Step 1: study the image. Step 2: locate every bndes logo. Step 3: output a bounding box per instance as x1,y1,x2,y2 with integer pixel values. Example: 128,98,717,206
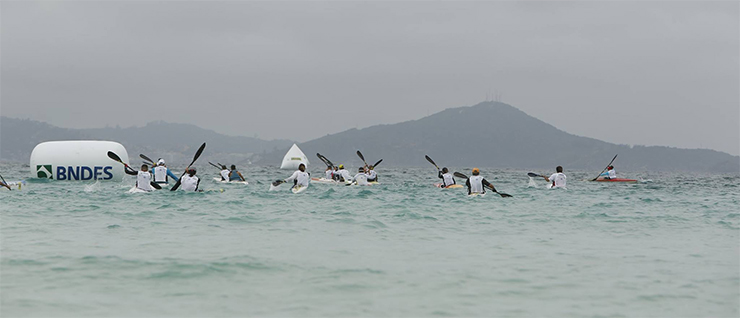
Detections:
37,165,115,180
36,165,53,179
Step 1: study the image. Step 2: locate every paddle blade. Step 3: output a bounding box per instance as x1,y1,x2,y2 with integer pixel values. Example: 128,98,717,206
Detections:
373,159,383,167
498,192,513,198
356,150,365,163
272,180,284,187
425,155,439,168
527,172,540,178
107,151,122,163
190,143,207,166
453,172,468,179
140,154,154,164
150,182,162,190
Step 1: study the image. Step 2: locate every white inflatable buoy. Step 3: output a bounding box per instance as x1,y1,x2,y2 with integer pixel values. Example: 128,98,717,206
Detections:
279,144,309,170
29,140,129,181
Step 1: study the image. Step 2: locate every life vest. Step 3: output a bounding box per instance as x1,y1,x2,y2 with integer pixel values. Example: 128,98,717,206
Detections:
137,171,152,191
153,166,168,183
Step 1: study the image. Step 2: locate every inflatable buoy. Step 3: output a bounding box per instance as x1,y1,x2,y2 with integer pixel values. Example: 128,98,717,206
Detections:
29,141,129,181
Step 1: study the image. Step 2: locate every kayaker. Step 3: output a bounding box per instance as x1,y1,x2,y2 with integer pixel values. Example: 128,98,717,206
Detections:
465,168,497,195
544,166,567,188
333,166,340,181
325,166,334,180
352,167,369,186
219,165,230,181
365,165,378,182
126,164,153,192
599,166,617,180
438,167,456,187
336,164,352,182
229,165,246,182
150,159,179,184
179,167,201,191
284,163,310,188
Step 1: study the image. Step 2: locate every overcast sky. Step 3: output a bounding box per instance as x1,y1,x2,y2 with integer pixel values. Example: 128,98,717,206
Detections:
2,1,738,155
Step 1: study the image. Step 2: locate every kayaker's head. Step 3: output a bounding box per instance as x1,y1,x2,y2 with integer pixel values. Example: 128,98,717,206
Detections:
187,167,197,176
157,159,165,166
556,166,563,173
141,164,149,171
359,167,365,173
299,163,306,172
231,165,236,170
334,166,338,171
442,167,449,174
608,166,614,170
221,165,228,170
326,166,331,171
368,165,374,170
338,164,344,170
472,168,480,176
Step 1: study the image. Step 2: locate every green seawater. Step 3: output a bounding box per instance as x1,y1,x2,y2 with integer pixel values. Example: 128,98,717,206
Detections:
1,163,738,317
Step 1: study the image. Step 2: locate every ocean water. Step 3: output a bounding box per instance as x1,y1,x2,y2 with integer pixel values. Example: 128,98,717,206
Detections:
1,162,738,317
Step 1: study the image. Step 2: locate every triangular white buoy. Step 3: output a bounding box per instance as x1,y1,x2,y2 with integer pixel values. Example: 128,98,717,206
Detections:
279,144,309,170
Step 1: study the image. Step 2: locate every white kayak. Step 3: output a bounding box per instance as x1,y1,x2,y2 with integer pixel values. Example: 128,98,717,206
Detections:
212,177,248,185
345,181,380,186
310,177,341,185
468,192,486,197
128,186,152,194
291,184,308,194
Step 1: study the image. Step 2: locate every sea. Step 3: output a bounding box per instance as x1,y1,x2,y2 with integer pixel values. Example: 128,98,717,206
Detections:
1,162,738,317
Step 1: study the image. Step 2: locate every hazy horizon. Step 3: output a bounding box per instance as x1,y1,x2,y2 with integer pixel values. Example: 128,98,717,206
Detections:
2,1,738,155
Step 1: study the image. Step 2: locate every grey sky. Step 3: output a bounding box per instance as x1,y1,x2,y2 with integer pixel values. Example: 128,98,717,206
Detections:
2,1,738,155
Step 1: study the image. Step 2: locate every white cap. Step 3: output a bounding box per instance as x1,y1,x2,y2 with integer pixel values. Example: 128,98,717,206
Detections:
157,159,165,166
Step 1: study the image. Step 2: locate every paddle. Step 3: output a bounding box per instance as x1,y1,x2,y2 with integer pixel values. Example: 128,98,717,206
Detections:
108,151,136,174
372,159,383,168
425,155,440,170
317,153,334,168
0,172,10,190
170,142,207,191
591,154,618,181
208,162,222,170
140,154,155,165
453,172,512,198
356,150,368,166
108,151,161,189
528,172,546,178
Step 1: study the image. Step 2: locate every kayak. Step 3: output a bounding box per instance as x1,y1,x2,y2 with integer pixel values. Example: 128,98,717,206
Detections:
345,181,380,186
593,178,638,183
434,183,463,189
468,192,486,197
311,177,340,184
128,186,152,194
291,184,308,194
212,177,248,185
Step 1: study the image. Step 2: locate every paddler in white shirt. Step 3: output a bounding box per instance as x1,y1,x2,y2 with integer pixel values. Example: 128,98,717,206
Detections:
598,166,617,180
465,168,498,195
365,165,378,182
438,167,456,187
336,164,352,182
352,167,370,186
284,163,310,188
219,165,230,181
178,167,201,192
325,166,334,180
150,159,179,185
543,166,567,188
125,164,154,192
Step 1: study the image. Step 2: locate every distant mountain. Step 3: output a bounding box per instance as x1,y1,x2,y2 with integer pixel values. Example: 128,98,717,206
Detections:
0,117,293,164
257,102,739,173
